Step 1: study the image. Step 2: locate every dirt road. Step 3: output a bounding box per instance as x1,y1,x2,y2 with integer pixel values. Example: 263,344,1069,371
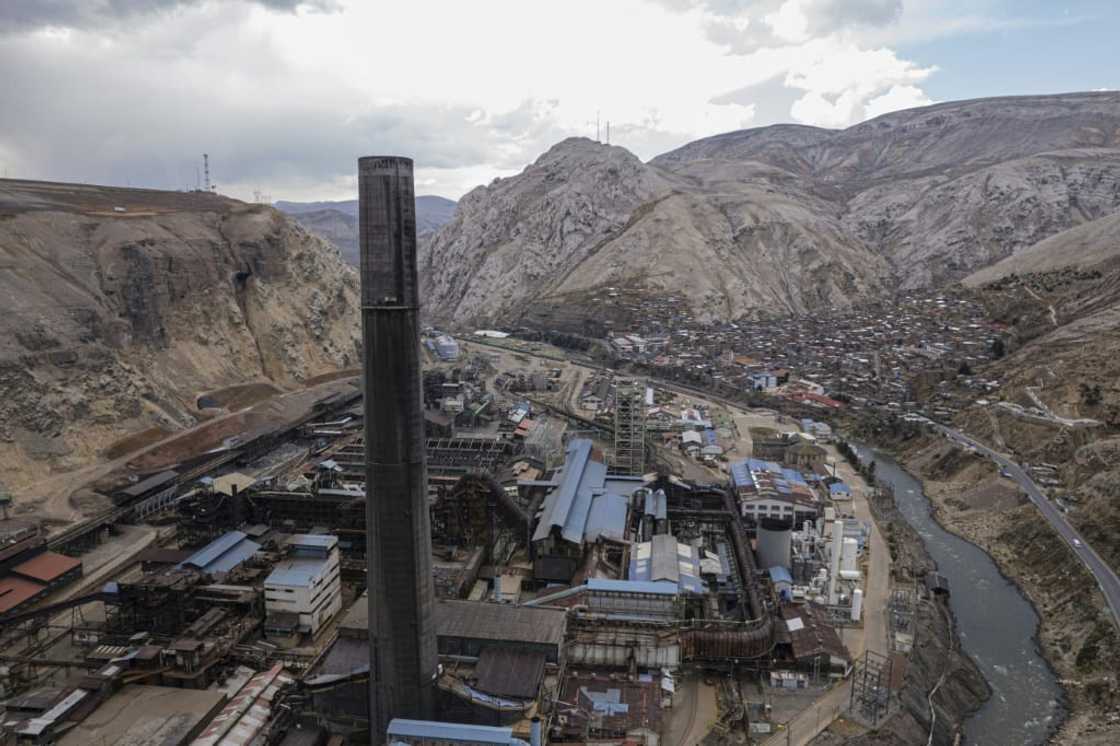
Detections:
664,678,719,746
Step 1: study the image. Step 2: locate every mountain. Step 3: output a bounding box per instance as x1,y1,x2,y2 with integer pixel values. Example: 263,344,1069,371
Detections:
948,207,1120,574
421,91,1120,329
965,211,1120,284
276,195,457,266
0,178,360,494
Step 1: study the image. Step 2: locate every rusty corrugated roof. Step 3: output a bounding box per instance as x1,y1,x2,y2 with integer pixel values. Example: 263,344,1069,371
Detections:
13,552,82,584
0,576,46,613
475,647,545,699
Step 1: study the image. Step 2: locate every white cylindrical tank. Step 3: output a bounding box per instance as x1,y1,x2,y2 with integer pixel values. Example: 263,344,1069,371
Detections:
757,517,793,570
851,588,863,621
841,537,859,574
828,519,844,605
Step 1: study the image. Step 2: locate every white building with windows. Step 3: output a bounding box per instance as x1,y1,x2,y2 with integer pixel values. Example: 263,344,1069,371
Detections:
264,534,342,637
730,458,819,526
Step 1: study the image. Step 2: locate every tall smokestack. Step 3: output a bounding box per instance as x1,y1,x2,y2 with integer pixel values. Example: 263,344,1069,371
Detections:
359,156,437,741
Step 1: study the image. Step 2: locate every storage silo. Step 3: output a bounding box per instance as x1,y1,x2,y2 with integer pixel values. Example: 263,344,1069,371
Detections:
841,537,859,576
851,588,863,621
756,517,793,571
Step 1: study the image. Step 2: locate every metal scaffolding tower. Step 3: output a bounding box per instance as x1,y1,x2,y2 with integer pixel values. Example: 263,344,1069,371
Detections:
613,379,646,476
849,649,893,725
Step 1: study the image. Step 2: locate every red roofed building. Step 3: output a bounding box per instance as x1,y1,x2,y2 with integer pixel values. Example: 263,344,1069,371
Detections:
0,576,47,615
12,551,83,590
787,391,844,410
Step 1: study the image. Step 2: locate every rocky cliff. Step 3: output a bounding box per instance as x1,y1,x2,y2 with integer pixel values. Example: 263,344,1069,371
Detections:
421,91,1120,328
0,179,360,492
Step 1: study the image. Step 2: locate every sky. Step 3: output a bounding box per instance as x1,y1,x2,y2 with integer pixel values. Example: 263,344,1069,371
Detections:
0,0,1114,202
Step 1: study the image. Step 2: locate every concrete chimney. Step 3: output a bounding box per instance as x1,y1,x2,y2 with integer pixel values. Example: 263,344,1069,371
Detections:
359,156,438,741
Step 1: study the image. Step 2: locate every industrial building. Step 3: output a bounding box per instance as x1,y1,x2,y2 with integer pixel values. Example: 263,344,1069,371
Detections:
730,458,820,526
0,520,84,618
0,155,888,746
628,534,705,593
531,439,645,582
430,333,461,362
264,534,342,640
387,718,533,746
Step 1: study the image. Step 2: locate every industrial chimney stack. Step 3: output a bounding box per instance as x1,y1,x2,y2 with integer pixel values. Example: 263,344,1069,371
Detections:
358,156,438,741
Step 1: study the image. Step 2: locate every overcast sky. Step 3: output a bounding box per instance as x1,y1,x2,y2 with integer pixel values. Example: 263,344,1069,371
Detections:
0,0,1115,202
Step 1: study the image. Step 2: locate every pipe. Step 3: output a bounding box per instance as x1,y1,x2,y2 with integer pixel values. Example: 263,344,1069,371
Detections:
828,519,844,605
531,716,542,746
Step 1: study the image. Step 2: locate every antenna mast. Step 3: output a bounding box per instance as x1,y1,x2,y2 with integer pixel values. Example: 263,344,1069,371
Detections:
596,111,601,142
203,153,212,192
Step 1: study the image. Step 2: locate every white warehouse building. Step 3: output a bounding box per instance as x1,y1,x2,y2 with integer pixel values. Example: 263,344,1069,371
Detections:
264,534,342,638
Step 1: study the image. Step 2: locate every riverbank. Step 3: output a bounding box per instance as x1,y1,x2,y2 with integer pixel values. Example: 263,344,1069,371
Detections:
813,446,989,746
900,434,1120,744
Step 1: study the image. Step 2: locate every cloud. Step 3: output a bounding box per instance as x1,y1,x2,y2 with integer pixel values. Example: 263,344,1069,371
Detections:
0,0,338,33
656,0,901,50
864,84,934,119
805,0,902,33
0,0,943,201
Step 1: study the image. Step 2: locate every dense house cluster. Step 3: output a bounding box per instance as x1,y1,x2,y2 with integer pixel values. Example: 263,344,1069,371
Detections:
603,289,1002,419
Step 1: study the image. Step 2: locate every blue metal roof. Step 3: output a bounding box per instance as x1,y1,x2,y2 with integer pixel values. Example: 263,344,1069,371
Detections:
602,477,646,495
532,439,593,543
266,557,329,588
584,492,628,543
586,578,678,596
291,534,336,546
288,534,337,554
781,468,807,485
562,458,604,544
533,440,645,546
180,531,260,574
830,482,851,495
768,566,793,585
205,539,260,574
729,460,753,488
387,719,515,745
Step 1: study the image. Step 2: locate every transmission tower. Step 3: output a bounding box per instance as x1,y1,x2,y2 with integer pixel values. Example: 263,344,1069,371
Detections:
203,153,212,192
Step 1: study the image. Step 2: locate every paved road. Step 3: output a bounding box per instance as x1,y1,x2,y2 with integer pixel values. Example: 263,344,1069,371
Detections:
932,423,1120,629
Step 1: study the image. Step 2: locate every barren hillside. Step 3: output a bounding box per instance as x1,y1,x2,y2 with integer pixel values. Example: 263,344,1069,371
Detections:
0,178,360,493
954,219,1120,573
422,91,1120,328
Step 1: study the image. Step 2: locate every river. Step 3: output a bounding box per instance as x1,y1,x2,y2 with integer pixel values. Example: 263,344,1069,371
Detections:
851,443,1063,745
